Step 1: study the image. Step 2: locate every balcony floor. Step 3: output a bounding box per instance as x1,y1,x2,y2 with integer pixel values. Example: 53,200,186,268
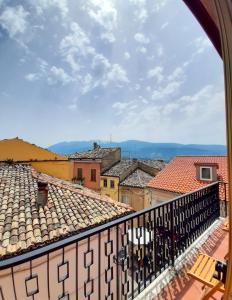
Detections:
154,221,228,300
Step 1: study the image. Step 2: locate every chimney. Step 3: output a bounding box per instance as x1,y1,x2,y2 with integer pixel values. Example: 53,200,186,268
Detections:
93,142,100,150
37,181,48,206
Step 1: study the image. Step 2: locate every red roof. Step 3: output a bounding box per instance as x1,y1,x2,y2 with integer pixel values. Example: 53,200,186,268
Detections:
147,156,228,194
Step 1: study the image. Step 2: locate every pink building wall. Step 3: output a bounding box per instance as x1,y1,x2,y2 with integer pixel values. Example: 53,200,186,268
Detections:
0,227,126,300
73,161,101,192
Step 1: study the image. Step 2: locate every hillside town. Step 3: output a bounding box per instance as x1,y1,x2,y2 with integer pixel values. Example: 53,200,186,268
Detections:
0,136,230,300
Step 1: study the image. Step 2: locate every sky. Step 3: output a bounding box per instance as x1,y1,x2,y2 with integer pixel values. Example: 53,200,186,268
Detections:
0,0,226,147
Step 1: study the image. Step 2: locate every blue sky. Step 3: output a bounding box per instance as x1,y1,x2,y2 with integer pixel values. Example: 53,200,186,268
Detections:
0,0,225,147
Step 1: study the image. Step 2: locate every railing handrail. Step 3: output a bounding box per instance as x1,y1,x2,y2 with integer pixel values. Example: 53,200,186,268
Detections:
0,181,221,270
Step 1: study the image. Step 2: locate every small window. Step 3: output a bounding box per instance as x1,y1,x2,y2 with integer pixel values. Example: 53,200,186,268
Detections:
200,167,212,180
103,179,107,187
91,169,96,182
77,168,82,179
110,180,115,188
121,195,129,204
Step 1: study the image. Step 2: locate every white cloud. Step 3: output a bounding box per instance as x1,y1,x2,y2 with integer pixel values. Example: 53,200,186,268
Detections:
157,45,164,57
129,0,148,24
33,0,68,18
60,22,94,58
111,85,225,144
81,74,93,94
134,33,150,44
47,66,73,85
137,46,147,54
112,100,137,115
152,81,182,100
85,0,117,31
25,73,40,82
0,5,29,38
161,22,169,30
134,8,148,24
192,36,212,54
124,52,131,60
167,67,184,82
100,32,116,43
60,22,95,72
147,66,164,83
153,0,168,13
103,64,129,87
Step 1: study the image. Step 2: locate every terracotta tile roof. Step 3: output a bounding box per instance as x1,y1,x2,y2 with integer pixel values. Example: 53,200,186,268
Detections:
0,164,132,258
68,147,119,160
147,156,228,193
120,169,153,188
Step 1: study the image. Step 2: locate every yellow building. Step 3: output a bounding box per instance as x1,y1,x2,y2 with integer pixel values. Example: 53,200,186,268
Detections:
100,160,137,202
0,137,73,180
100,175,119,201
101,159,165,207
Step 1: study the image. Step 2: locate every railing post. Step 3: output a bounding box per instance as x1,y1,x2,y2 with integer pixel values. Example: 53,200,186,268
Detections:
216,182,221,218
224,182,228,217
170,202,175,266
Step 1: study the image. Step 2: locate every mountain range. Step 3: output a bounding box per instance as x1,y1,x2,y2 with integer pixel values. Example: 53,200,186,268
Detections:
48,140,227,162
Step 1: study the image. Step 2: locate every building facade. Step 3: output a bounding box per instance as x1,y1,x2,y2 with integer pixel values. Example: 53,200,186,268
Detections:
101,159,165,207
69,144,121,192
147,156,228,206
0,137,73,180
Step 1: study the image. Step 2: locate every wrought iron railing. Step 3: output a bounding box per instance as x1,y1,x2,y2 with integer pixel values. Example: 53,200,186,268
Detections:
219,181,229,217
0,182,221,300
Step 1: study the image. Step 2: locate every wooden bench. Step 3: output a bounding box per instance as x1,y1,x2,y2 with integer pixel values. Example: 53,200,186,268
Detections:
187,253,225,300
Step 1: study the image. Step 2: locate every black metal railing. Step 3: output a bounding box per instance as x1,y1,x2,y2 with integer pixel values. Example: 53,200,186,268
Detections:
219,181,229,217
0,182,222,300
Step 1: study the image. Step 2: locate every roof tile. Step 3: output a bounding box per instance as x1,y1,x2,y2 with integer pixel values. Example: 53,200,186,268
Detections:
0,164,133,258
148,156,228,193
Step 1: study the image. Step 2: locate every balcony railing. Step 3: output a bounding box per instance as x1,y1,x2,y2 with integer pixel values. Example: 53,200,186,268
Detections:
0,182,224,300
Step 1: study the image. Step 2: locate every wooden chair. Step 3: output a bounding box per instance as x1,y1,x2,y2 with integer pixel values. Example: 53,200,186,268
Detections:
187,253,225,300
222,217,229,231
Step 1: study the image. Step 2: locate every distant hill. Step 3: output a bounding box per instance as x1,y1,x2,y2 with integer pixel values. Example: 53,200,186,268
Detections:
48,140,227,162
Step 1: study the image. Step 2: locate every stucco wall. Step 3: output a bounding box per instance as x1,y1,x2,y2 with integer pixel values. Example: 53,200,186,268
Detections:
73,161,101,191
101,148,121,173
0,138,66,161
100,176,119,201
146,187,181,207
32,161,73,181
119,186,145,211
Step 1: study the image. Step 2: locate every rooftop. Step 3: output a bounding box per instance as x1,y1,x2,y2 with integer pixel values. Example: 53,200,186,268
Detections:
147,156,228,193
102,159,135,177
0,137,67,162
120,168,153,188
103,159,165,178
139,159,165,171
68,146,119,160
0,164,132,258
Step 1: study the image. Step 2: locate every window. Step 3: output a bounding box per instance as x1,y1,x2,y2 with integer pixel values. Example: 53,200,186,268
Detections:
90,169,96,182
103,179,107,187
200,167,212,180
77,168,83,179
121,195,129,204
110,180,115,188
